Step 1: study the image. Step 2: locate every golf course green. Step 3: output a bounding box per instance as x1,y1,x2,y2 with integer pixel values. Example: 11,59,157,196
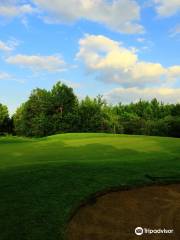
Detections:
0,133,180,240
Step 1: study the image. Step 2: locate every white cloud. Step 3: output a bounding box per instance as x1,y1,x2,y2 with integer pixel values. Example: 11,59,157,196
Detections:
0,1,36,20
77,35,138,70
60,79,81,89
0,72,11,80
0,40,12,52
77,34,178,87
131,62,166,79
137,37,145,43
6,54,67,72
170,24,180,38
105,87,180,104
78,35,180,104
168,66,180,77
33,0,144,34
153,0,180,17
0,38,19,52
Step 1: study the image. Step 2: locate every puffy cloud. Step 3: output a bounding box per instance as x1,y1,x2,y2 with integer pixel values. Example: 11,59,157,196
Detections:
6,54,66,72
0,1,36,20
77,34,176,87
77,35,138,70
33,0,143,34
168,66,180,78
153,0,180,17
105,87,180,104
131,62,166,79
78,35,180,104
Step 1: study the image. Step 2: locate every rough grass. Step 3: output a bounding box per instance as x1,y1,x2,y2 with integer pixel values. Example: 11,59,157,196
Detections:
0,133,180,240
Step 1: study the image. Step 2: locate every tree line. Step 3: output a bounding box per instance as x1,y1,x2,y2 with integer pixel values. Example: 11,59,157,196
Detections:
0,81,180,137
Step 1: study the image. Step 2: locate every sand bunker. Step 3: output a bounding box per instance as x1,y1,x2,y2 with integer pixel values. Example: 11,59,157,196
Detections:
67,184,180,240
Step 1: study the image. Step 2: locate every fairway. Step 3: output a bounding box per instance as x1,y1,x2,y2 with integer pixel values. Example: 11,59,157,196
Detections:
0,133,180,240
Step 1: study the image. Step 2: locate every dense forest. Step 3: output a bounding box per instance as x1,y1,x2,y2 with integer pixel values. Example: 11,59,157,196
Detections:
0,81,180,137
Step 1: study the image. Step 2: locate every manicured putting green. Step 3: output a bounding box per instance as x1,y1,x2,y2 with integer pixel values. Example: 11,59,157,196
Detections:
0,133,180,240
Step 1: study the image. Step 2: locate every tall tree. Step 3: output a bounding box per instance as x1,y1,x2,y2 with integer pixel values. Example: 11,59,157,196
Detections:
0,103,10,135
51,82,78,133
13,89,52,137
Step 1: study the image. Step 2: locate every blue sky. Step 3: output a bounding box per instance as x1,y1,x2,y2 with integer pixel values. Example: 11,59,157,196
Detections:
0,0,180,114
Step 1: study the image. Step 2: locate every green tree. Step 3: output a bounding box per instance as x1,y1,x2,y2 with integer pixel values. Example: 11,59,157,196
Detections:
13,89,52,137
51,82,78,133
0,103,10,135
12,81,180,138
13,82,78,136
171,104,180,116
78,96,106,132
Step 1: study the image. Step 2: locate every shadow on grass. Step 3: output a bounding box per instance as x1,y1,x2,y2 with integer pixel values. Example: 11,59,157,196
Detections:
0,143,180,240
0,137,34,144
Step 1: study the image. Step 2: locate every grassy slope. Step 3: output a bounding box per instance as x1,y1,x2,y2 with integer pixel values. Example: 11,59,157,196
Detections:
0,133,180,240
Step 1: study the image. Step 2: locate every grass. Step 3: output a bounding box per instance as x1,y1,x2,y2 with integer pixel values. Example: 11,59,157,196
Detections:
0,133,180,240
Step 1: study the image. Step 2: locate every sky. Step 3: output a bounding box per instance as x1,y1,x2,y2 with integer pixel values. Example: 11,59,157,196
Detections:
0,0,180,114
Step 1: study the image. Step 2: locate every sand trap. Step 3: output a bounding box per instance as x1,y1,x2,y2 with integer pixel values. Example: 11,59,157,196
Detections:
67,184,180,240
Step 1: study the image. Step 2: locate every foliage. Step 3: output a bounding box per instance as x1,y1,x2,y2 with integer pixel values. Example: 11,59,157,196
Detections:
1,82,180,137
0,103,11,135
13,82,78,137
